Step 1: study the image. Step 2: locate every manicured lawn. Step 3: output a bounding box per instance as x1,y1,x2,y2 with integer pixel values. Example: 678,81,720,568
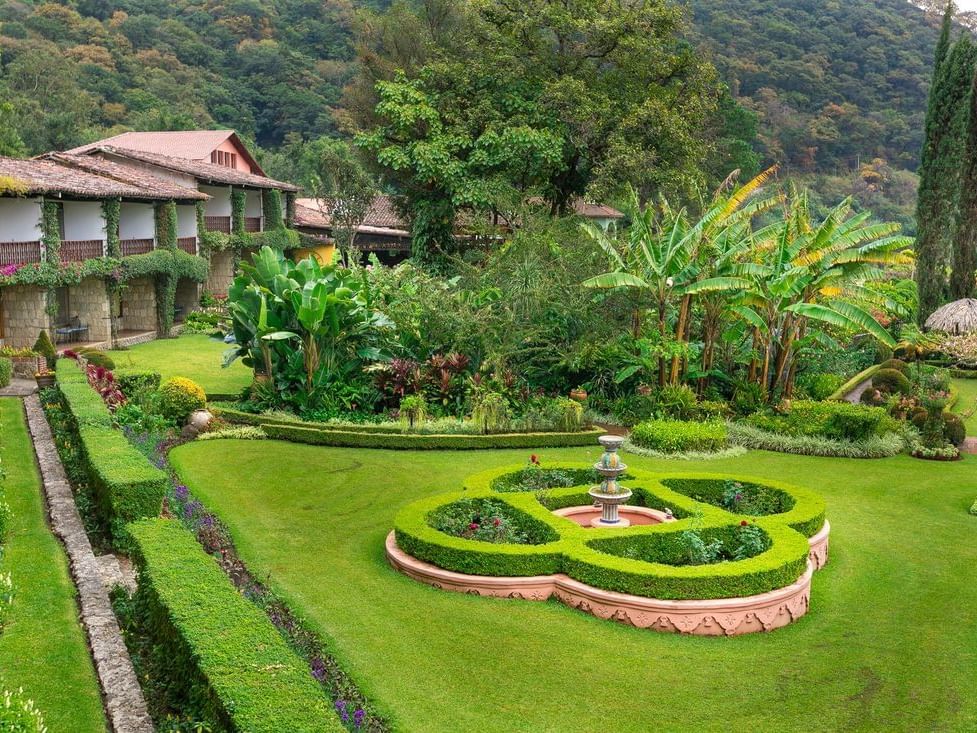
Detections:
170,439,977,733
108,334,251,397
952,377,977,436
0,399,105,733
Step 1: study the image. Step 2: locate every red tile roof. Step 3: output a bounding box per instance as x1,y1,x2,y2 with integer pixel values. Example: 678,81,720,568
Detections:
0,156,202,200
295,195,406,230
89,147,299,192
43,153,208,201
573,200,624,219
65,130,264,175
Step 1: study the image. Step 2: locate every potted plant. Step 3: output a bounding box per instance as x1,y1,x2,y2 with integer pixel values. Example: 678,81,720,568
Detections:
33,330,58,388
569,387,588,402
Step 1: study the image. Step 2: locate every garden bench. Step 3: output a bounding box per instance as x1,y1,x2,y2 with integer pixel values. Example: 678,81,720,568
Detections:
55,317,90,344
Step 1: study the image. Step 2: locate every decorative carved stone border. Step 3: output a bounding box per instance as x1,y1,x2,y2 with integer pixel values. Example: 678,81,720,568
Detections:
386,521,829,636
23,395,154,732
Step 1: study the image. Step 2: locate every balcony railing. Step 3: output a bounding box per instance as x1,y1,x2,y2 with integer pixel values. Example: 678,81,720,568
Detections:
204,216,232,233
60,240,105,263
244,216,262,233
177,237,198,255
120,238,154,257
0,241,43,267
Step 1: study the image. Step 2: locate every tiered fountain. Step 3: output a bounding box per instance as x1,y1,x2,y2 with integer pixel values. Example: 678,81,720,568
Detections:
588,435,633,528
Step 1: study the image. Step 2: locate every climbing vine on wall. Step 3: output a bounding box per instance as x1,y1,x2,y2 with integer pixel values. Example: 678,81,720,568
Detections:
262,189,284,230
102,198,121,258
231,188,246,235
285,192,296,227
154,201,178,250
40,199,60,264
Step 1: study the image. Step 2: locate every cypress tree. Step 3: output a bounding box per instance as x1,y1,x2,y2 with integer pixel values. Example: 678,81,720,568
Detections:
915,6,974,320
951,63,977,300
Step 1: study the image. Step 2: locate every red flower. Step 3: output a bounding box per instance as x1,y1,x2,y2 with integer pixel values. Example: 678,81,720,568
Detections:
493,518,501,527
530,454,540,465
740,520,749,527
468,522,479,530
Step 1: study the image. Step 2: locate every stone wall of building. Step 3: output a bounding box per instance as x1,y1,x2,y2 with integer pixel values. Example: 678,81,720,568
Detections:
69,277,111,343
205,251,235,297
120,276,157,332
174,278,200,321
1,285,50,348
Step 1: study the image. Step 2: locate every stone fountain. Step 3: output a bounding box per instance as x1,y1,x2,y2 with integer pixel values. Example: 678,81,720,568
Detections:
588,435,633,528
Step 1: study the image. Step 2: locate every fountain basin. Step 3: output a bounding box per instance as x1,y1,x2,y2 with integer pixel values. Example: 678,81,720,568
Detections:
553,505,674,528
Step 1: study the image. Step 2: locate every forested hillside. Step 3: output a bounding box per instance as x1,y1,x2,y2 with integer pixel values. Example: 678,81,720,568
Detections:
0,0,950,219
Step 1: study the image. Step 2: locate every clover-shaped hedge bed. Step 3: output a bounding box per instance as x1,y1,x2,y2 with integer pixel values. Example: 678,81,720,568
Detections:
393,464,826,601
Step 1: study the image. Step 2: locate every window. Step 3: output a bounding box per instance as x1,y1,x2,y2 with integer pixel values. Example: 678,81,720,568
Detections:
210,150,237,168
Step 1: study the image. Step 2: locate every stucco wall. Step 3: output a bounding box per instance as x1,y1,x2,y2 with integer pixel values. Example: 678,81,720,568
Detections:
201,186,232,217
176,205,197,238
204,250,235,297
120,276,156,332
244,190,262,217
0,285,49,347
119,202,155,240
213,138,255,173
62,201,105,241
0,198,43,242
67,277,111,342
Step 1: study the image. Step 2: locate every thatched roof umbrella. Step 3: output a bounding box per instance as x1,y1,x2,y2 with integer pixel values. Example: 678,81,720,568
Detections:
924,298,977,334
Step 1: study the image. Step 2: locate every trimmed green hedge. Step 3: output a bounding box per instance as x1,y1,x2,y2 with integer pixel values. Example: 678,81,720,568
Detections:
127,519,340,732
630,419,727,453
828,364,881,401
261,423,604,450
56,359,166,545
393,464,824,600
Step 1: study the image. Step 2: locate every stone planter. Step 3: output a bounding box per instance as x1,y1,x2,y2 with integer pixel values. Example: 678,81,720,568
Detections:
35,373,56,389
12,355,44,379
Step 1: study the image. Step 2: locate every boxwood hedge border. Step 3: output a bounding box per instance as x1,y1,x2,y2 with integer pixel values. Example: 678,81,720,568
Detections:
394,464,825,601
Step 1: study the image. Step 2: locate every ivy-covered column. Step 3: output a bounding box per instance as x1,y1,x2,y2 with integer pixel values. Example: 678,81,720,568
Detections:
262,188,284,230
102,197,121,258
285,191,296,228
231,187,246,236
154,200,178,336
40,199,61,264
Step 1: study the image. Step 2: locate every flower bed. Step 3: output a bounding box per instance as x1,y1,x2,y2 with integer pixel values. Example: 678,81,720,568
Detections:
392,463,827,606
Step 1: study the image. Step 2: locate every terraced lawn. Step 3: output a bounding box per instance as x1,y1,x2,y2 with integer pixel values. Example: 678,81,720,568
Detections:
170,439,977,733
108,333,250,397
0,399,105,732
952,377,977,436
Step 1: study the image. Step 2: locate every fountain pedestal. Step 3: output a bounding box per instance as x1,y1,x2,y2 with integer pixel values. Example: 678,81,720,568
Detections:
589,435,632,528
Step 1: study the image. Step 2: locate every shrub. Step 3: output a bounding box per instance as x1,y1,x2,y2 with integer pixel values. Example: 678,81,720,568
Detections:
872,368,911,395
654,384,697,419
74,347,114,370
428,498,559,544
197,426,267,441
490,466,595,492
0,688,46,732
731,382,766,416
470,391,509,434
126,519,341,732
158,377,206,423
879,358,910,375
115,369,162,398
0,358,10,388
943,413,966,446
399,394,427,429
728,422,905,458
32,330,56,370
516,397,584,432
796,373,844,401
745,400,894,441
630,419,727,453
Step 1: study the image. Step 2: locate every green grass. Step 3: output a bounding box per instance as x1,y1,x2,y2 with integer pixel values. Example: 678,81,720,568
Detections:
951,377,977,436
108,334,251,397
170,439,977,733
0,399,105,733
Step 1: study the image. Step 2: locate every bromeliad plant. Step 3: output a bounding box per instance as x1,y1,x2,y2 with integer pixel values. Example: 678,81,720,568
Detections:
225,247,393,411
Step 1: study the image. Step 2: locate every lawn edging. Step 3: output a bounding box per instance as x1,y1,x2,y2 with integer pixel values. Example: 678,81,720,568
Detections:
55,359,166,546
126,518,343,733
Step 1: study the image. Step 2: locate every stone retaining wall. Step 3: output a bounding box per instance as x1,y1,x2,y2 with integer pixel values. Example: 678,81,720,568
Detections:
69,277,111,343
1,285,50,348
204,251,234,297
120,276,156,332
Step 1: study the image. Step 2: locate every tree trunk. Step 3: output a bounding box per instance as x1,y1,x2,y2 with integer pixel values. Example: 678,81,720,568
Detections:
669,295,691,385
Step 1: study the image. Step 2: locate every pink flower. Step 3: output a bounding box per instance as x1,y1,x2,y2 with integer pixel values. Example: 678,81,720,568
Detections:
493,518,501,527
468,522,479,530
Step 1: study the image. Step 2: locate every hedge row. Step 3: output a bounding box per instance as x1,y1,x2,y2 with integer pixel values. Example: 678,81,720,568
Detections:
127,519,341,732
55,359,166,545
394,464,823,600
261,423,604,450
828,364,882,401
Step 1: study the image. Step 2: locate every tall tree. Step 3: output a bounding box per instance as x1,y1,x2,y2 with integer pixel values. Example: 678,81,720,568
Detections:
951,63,977,300
915,6,974,319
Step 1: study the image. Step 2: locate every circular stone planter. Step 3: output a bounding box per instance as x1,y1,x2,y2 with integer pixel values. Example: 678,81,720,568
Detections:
386,525,829,636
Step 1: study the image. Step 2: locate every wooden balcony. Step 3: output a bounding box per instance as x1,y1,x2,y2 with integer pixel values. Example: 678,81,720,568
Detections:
177,237,197,255
60,239,105,263
121,238,154,256
244,216,262,233
0,240,43,267
204,216,232,233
